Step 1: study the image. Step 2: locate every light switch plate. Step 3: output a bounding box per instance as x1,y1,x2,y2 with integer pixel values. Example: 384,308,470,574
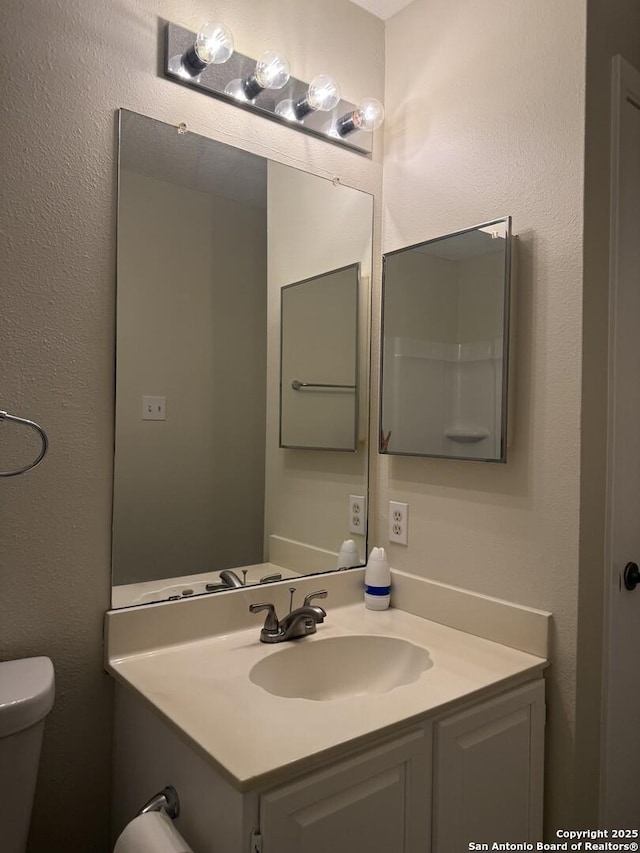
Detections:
142,396,166,421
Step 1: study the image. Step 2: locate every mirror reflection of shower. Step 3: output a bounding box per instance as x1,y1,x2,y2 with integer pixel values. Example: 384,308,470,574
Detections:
381,218,513,463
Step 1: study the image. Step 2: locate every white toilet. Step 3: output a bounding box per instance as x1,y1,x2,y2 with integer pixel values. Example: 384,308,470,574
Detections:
0,657,55,853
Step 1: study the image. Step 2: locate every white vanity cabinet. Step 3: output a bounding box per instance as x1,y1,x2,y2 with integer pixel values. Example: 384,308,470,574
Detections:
112,678,545,853
256,679,544,853
432,679,545,849
258,726,432,853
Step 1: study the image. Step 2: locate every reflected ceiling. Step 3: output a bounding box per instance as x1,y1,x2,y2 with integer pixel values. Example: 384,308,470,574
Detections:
349,0,415,20
121,114,266,207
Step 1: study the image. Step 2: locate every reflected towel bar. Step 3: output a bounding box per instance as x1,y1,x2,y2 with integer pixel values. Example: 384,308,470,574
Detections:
291,380,356,391
0,410,49,478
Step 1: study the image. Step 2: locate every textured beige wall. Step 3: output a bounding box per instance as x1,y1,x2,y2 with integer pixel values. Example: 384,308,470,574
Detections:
381,0,586,832
0,1,383,849
576,0,640,824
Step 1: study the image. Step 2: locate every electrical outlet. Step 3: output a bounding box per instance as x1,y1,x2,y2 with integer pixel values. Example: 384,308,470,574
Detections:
389,500,409,545
349,494,366,535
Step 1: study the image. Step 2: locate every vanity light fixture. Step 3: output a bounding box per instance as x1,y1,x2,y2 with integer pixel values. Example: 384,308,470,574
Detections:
168,21,234,79
163,20,383,154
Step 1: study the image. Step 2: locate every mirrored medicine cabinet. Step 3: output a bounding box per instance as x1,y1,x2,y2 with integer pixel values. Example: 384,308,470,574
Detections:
380,217,513,462
112,109,373,608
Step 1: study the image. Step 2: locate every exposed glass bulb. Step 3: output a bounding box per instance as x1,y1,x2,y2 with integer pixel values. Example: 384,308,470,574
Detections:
335,97,385,136
276,74,340,121
352,97,384,132
194,22,234,65
284,74,341,122
254,50,290,90
240,50,291,101
175,21,234,78
307,74,341,112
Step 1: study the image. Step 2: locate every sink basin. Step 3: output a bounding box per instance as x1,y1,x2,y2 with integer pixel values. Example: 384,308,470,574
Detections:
249,635,433,701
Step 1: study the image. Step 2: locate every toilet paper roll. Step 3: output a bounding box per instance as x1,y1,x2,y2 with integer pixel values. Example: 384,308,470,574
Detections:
114,811,194,853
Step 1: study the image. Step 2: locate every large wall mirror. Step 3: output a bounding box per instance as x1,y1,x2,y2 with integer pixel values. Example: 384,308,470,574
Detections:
380,218,512,462
112,109,372,608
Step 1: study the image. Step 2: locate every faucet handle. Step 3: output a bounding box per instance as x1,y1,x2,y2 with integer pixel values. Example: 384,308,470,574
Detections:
259,572,282,584
303,589,328,607
249,602,279,634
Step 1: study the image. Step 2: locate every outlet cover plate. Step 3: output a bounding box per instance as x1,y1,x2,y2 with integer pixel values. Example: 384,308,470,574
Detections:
389,500,409,545
349,494,366,536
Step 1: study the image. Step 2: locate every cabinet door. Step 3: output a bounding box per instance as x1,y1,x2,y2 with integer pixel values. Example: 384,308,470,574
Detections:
260,726,432,853
432,680,545,850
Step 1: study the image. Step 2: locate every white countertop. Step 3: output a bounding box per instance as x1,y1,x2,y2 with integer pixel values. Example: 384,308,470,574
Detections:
107,602,547,791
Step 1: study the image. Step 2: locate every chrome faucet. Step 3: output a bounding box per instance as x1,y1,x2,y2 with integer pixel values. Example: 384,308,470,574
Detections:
302,590,328,621
249,589,328,643
219,569,244,588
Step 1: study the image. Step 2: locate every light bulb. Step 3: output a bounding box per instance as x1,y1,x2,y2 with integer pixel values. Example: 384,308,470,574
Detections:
194,22,234,64
353,98,384,131
255,51,290,90
177,21,234,78
336,97,385,136
240,50,291,100
307,74,341,111
289,74,341,121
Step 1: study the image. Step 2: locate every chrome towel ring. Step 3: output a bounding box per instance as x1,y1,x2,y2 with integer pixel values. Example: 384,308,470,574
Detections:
0,411,49,477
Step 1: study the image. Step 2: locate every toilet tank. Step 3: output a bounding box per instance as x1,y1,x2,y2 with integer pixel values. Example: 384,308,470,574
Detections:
0,657,55,853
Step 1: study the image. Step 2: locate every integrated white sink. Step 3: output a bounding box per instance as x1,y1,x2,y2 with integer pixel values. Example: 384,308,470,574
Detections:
249,634,433,701
107,595,549,789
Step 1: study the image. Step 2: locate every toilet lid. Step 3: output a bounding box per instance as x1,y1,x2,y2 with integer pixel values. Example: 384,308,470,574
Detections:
0,657,55,737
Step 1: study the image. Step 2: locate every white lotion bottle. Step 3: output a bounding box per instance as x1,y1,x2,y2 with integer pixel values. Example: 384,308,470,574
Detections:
364,546,391,610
